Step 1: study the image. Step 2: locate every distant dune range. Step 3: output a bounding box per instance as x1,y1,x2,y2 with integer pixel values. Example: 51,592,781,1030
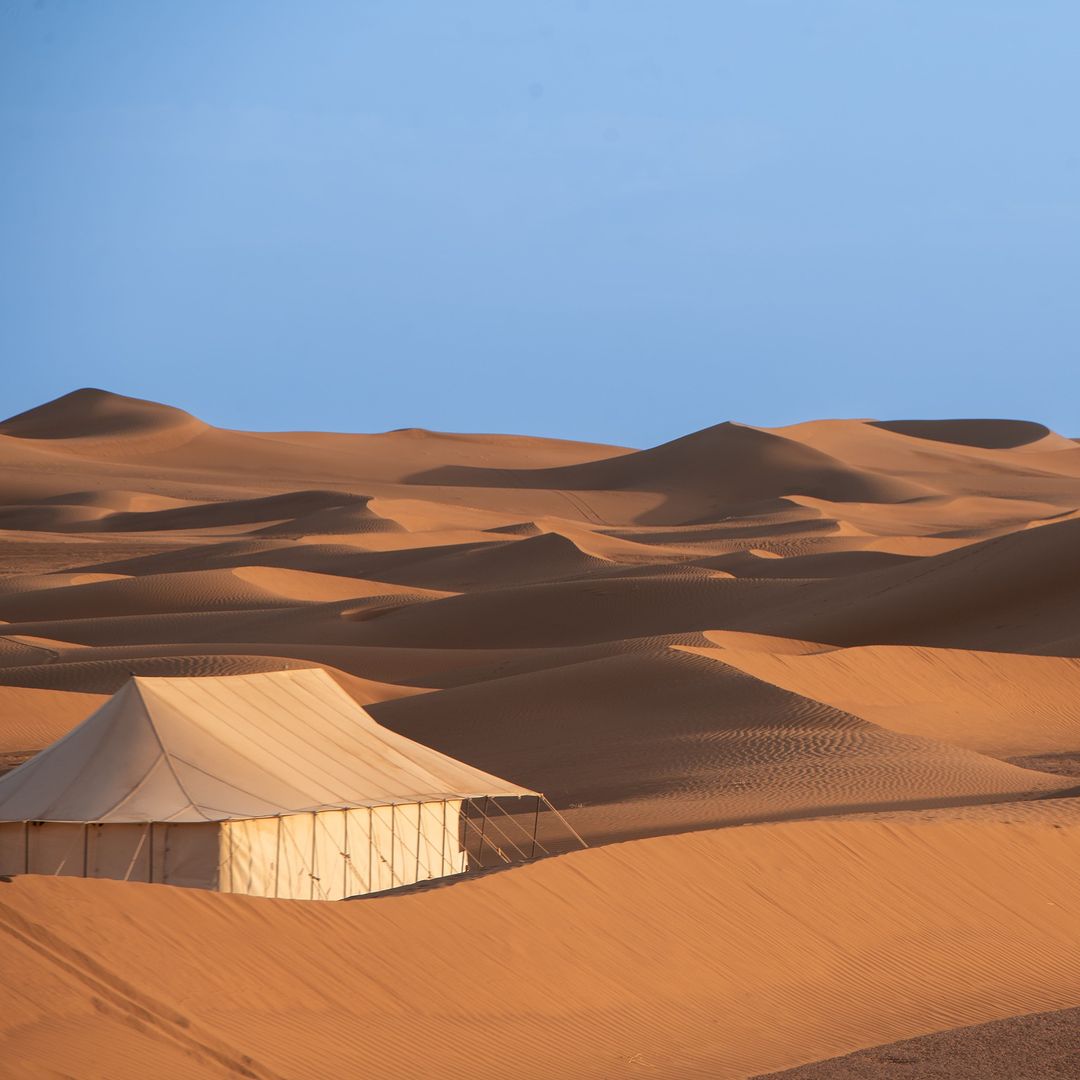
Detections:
1,389,1079,1078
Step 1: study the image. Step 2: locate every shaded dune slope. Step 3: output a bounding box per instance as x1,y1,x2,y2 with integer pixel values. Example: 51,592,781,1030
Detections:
730,517,1080,654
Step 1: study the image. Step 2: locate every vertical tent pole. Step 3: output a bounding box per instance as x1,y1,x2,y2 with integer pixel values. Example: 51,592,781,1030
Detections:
274,816,282,899
367,806,373,895
477,797,489,869
393,807,401,889
310,811,317,901
415,803,422,882
148,823,154,884
343,809,349,900
82,824,89,877
24,821,29,874
531,795,541,859
228,822,234,893
441,801,447,876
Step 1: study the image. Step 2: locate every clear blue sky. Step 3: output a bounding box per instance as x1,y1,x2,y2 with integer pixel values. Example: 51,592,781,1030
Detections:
2,2,1078,446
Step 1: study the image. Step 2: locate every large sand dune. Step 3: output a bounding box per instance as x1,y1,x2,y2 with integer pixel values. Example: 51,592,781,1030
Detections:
1,389,1078,1077
1,815,1078,1079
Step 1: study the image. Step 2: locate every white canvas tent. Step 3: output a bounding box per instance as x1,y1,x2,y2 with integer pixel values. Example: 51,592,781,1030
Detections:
0,668,548,900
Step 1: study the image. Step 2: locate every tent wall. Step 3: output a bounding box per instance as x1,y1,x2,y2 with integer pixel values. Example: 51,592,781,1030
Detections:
219,800,467,901
0,821,218,888
0,800,472,899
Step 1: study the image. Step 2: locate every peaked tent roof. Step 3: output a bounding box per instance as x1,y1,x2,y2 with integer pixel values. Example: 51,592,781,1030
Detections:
0,668,535,823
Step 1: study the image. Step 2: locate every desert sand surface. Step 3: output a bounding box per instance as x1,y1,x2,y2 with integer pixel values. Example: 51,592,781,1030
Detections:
1,389,1079,1077
753,1006,1080,1079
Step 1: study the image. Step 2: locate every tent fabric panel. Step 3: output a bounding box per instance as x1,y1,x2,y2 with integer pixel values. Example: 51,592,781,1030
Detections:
138,669,537,811
167,757,294,821
138,681,361,811
141,674,432,807
369,805,397,893
0,669,535,824
88,823,150,882
277,813,316,900
26,822,85,877
100,759,198,824
220,817,279,897
2,800,471,898
312,810,346,901
428,799,467,880
158,823,219,889
0,682,173,822
391,802,420,889
343,807,372,898
0,822,26,877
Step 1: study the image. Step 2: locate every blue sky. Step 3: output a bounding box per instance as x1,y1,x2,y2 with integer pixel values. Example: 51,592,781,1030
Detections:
2,1,1078,446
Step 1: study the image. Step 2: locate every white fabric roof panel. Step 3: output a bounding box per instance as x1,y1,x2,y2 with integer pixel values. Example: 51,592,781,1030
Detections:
0,668,535,823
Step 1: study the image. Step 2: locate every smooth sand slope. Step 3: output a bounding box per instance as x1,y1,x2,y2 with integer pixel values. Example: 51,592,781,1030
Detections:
2,389,1080,1077
1,815,1078,1080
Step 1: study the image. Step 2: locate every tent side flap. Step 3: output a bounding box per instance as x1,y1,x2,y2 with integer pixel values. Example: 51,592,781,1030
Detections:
218,799,467,901
0,820,219,888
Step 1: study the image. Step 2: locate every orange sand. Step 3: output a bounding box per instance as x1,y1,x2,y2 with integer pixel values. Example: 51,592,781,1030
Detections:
1,389,1079,1077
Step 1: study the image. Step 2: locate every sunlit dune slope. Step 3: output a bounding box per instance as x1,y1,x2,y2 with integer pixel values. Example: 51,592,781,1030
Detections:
686,637,1080,758
1,816,1078,1080
372,648,1073,843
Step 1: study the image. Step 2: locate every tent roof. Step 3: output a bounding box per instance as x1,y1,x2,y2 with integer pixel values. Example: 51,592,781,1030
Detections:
0,668,536,823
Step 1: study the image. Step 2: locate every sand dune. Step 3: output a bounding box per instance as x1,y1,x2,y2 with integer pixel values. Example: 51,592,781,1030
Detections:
0,387,205,444
2,815,1078,1079
372,647,1073,843
331,573,778,649
347,530,614,591
2,390,1080,1077
0,685,105,759
724,516,1080,654
409,421,932,525
868,417,1069,450
688,638,1080,758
